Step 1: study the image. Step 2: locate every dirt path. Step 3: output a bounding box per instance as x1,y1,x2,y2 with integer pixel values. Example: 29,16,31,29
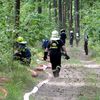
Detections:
30,45,100,100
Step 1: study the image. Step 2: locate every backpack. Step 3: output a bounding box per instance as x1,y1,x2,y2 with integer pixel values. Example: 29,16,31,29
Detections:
42,39,49,49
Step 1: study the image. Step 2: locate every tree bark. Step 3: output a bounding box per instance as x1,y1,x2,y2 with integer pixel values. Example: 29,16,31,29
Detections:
74,0,80,46
58,0,62,29
53,0,57,23
38,0,42,14
62,0,67,30
15,0,20,37
48,1,51,21
68,0,73,31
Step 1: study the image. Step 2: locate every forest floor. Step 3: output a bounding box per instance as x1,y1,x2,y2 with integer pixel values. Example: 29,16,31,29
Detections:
29,43,100,100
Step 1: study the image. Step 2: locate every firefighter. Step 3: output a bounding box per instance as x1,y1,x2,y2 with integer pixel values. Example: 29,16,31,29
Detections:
44,30,70,77
42,39,49,60
60,29,67,45
13,36,31,65
84,33,88,55
60,29,67,56
69,30,74,47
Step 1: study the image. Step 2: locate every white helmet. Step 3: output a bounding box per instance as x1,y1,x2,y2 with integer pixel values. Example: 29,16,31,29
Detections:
70,30,73,33
50,30,60,40
76,33,79,36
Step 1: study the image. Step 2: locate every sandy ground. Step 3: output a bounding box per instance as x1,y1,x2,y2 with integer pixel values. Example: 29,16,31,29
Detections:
30,45,100,100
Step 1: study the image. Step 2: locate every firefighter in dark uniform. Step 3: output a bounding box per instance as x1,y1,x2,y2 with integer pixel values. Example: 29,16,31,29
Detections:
60,29,67,56
44,30,70,77
42,39,49,60
13,36,31,65
60,29,66,45
84,33,88,55
69,30,74,47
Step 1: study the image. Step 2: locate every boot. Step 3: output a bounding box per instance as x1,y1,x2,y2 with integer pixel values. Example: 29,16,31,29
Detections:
43,52,48,60
53,70,59,77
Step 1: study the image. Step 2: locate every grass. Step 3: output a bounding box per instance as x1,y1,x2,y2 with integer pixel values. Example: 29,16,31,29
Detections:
62,44,83,65
0,60,38,100
64,57,82,64
0,92,4,97
79,96,88,100
30,95,35,100
0,44,44,100
79,95,100,100
93,57,100,64
86,72,97,83
79,70,100,100
5,83,23,100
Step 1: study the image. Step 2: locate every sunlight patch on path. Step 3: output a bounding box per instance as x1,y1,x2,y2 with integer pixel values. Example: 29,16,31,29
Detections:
47,82,85,87
47,81,100,88
84,64,100,68
80,60,100,68
80,60,95,63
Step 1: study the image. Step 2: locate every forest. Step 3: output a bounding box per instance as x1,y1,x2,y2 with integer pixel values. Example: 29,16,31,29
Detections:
0,0,100,100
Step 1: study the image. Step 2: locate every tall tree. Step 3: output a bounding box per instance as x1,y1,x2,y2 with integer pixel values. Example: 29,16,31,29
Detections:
38,0,42,13
58,0,62,29
15,0,20,37
53,0,57,23
74,0,80,46
68,0,73,32
48,1,52,21
62,0,67,30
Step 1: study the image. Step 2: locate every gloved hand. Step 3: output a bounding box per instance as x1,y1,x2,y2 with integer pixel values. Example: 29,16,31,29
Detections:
43,52,48,60
65,53,70,60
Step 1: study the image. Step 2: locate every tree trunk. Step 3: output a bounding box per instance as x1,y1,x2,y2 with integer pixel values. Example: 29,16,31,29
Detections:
58,0,62,29
15,0,20,37
48,1,51,21
66,0,69,37
53,0,57,23
38,0,42,14
74,0,80,46
62,0,67,30
68,0,73,32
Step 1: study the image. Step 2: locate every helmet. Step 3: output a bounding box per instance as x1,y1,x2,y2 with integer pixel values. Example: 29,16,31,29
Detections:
70,30,73,33
16,36,24,43
52,30,58,35
60,29,65,33
50,30,60,40
16,36,27,44
76,33,79,37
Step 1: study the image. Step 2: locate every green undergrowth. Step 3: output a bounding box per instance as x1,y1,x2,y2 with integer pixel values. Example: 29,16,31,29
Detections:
81,68,100,100
0,37,45,100
3,62,37,100
62,57,82,65
79,95,100,100
89,45,100,64
0,59,39,100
